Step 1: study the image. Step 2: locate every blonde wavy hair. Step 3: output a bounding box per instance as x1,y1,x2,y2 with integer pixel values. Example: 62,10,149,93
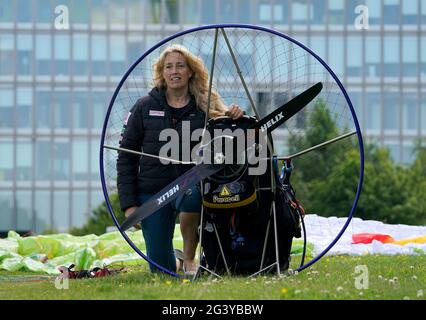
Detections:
152,44,228,118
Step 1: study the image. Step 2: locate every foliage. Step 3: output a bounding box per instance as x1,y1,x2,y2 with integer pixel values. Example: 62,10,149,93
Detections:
288,100,426,225
70,193,124,236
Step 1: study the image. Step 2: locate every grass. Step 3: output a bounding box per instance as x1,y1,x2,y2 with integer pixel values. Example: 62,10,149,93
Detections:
0,255,424,300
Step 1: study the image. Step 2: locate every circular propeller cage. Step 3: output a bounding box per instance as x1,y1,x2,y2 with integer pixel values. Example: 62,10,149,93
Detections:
100,24,364,277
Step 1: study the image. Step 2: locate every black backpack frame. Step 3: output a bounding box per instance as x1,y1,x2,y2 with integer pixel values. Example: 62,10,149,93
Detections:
198,118,307,277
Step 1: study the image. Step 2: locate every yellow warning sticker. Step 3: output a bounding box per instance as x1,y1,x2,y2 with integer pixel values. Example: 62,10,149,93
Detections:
219,185,232,197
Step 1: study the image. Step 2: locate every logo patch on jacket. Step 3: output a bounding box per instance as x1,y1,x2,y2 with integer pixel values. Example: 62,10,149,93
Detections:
149,110,165,117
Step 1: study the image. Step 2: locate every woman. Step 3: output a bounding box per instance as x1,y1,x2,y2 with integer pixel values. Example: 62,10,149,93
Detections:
117,44,244,275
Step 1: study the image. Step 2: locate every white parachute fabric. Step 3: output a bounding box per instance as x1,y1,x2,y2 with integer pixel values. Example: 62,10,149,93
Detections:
304,214,426,256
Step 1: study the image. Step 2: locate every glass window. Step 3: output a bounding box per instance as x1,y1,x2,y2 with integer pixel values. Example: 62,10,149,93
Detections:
310,35,326,60
72,34,89,76
90,190,104,215
291,0,308,25
0,2,14,22
53,140,70,181
0,34,14,76
348,91,362,129
421,36,426,80
201,0,215,24
128,0,145,25
383,92,399,131
73,91,88,129
311,0,326,25
347,36,362,77
145,35,161,52
365,36,381,77
0,191,13,231
254,36,272,84
16,191,32,231
92,92,108,130
91,0,107,26
384,0,400,25
237,0,251,24
110,35,126,76
54,91,70,129
72,191,88,228
91,35,107,76
329,0,345,25
235,34,254,79
402,93,418,132
36,0,53,23
422,0,426,24
0,141,13,181
148,0,162,24
36,140,52,180
127,39,143,66
165,0,180,24
384,36,400,77
402,0,418,24
347,0,363,26
34,190,50,234
17,87,33,128
54,34,71,76
16,140,32,181
366,92,381,131
0,87,13,129
17,34,33,75
53,191,69,232
110,0,126,25
72,0,89,24
73,140,88,181
402,36,418,78
328,36,344,79
17,0,33,23
36,90,51,129
365,0,382,25
289,37,307,80
91,140,101,181
218,0,235,23
35,34,52,75
273,3,286,24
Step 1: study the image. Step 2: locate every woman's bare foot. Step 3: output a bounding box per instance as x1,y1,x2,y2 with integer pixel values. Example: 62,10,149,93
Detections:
184,260,198,277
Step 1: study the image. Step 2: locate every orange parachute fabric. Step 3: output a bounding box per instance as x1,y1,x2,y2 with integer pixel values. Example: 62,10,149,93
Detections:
352,233,395,244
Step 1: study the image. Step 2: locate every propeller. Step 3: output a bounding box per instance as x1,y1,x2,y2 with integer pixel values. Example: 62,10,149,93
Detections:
120,82,323,231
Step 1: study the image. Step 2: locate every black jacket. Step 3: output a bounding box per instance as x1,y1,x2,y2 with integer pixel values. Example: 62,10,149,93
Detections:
116,87,206,212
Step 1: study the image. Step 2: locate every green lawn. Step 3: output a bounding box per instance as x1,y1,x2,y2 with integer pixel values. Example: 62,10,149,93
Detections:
0,255,424,300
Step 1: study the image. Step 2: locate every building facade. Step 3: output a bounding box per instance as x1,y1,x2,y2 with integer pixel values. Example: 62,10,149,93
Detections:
0,0,425,234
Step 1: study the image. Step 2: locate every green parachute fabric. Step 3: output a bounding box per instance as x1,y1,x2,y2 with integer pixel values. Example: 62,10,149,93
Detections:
0,229,312,274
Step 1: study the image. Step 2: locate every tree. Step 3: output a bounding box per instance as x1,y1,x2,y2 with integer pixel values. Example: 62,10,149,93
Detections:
395,144,426,225
288,98,342,183
70,193,125,236
287,98,357,213
287,99,425,225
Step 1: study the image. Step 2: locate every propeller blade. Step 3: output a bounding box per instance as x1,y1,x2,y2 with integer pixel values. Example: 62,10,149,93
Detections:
120,163,225,231
252,82,323,133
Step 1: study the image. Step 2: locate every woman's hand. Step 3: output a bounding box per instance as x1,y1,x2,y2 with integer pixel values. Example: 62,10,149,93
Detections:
124,207,141,230
225,104,245,119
